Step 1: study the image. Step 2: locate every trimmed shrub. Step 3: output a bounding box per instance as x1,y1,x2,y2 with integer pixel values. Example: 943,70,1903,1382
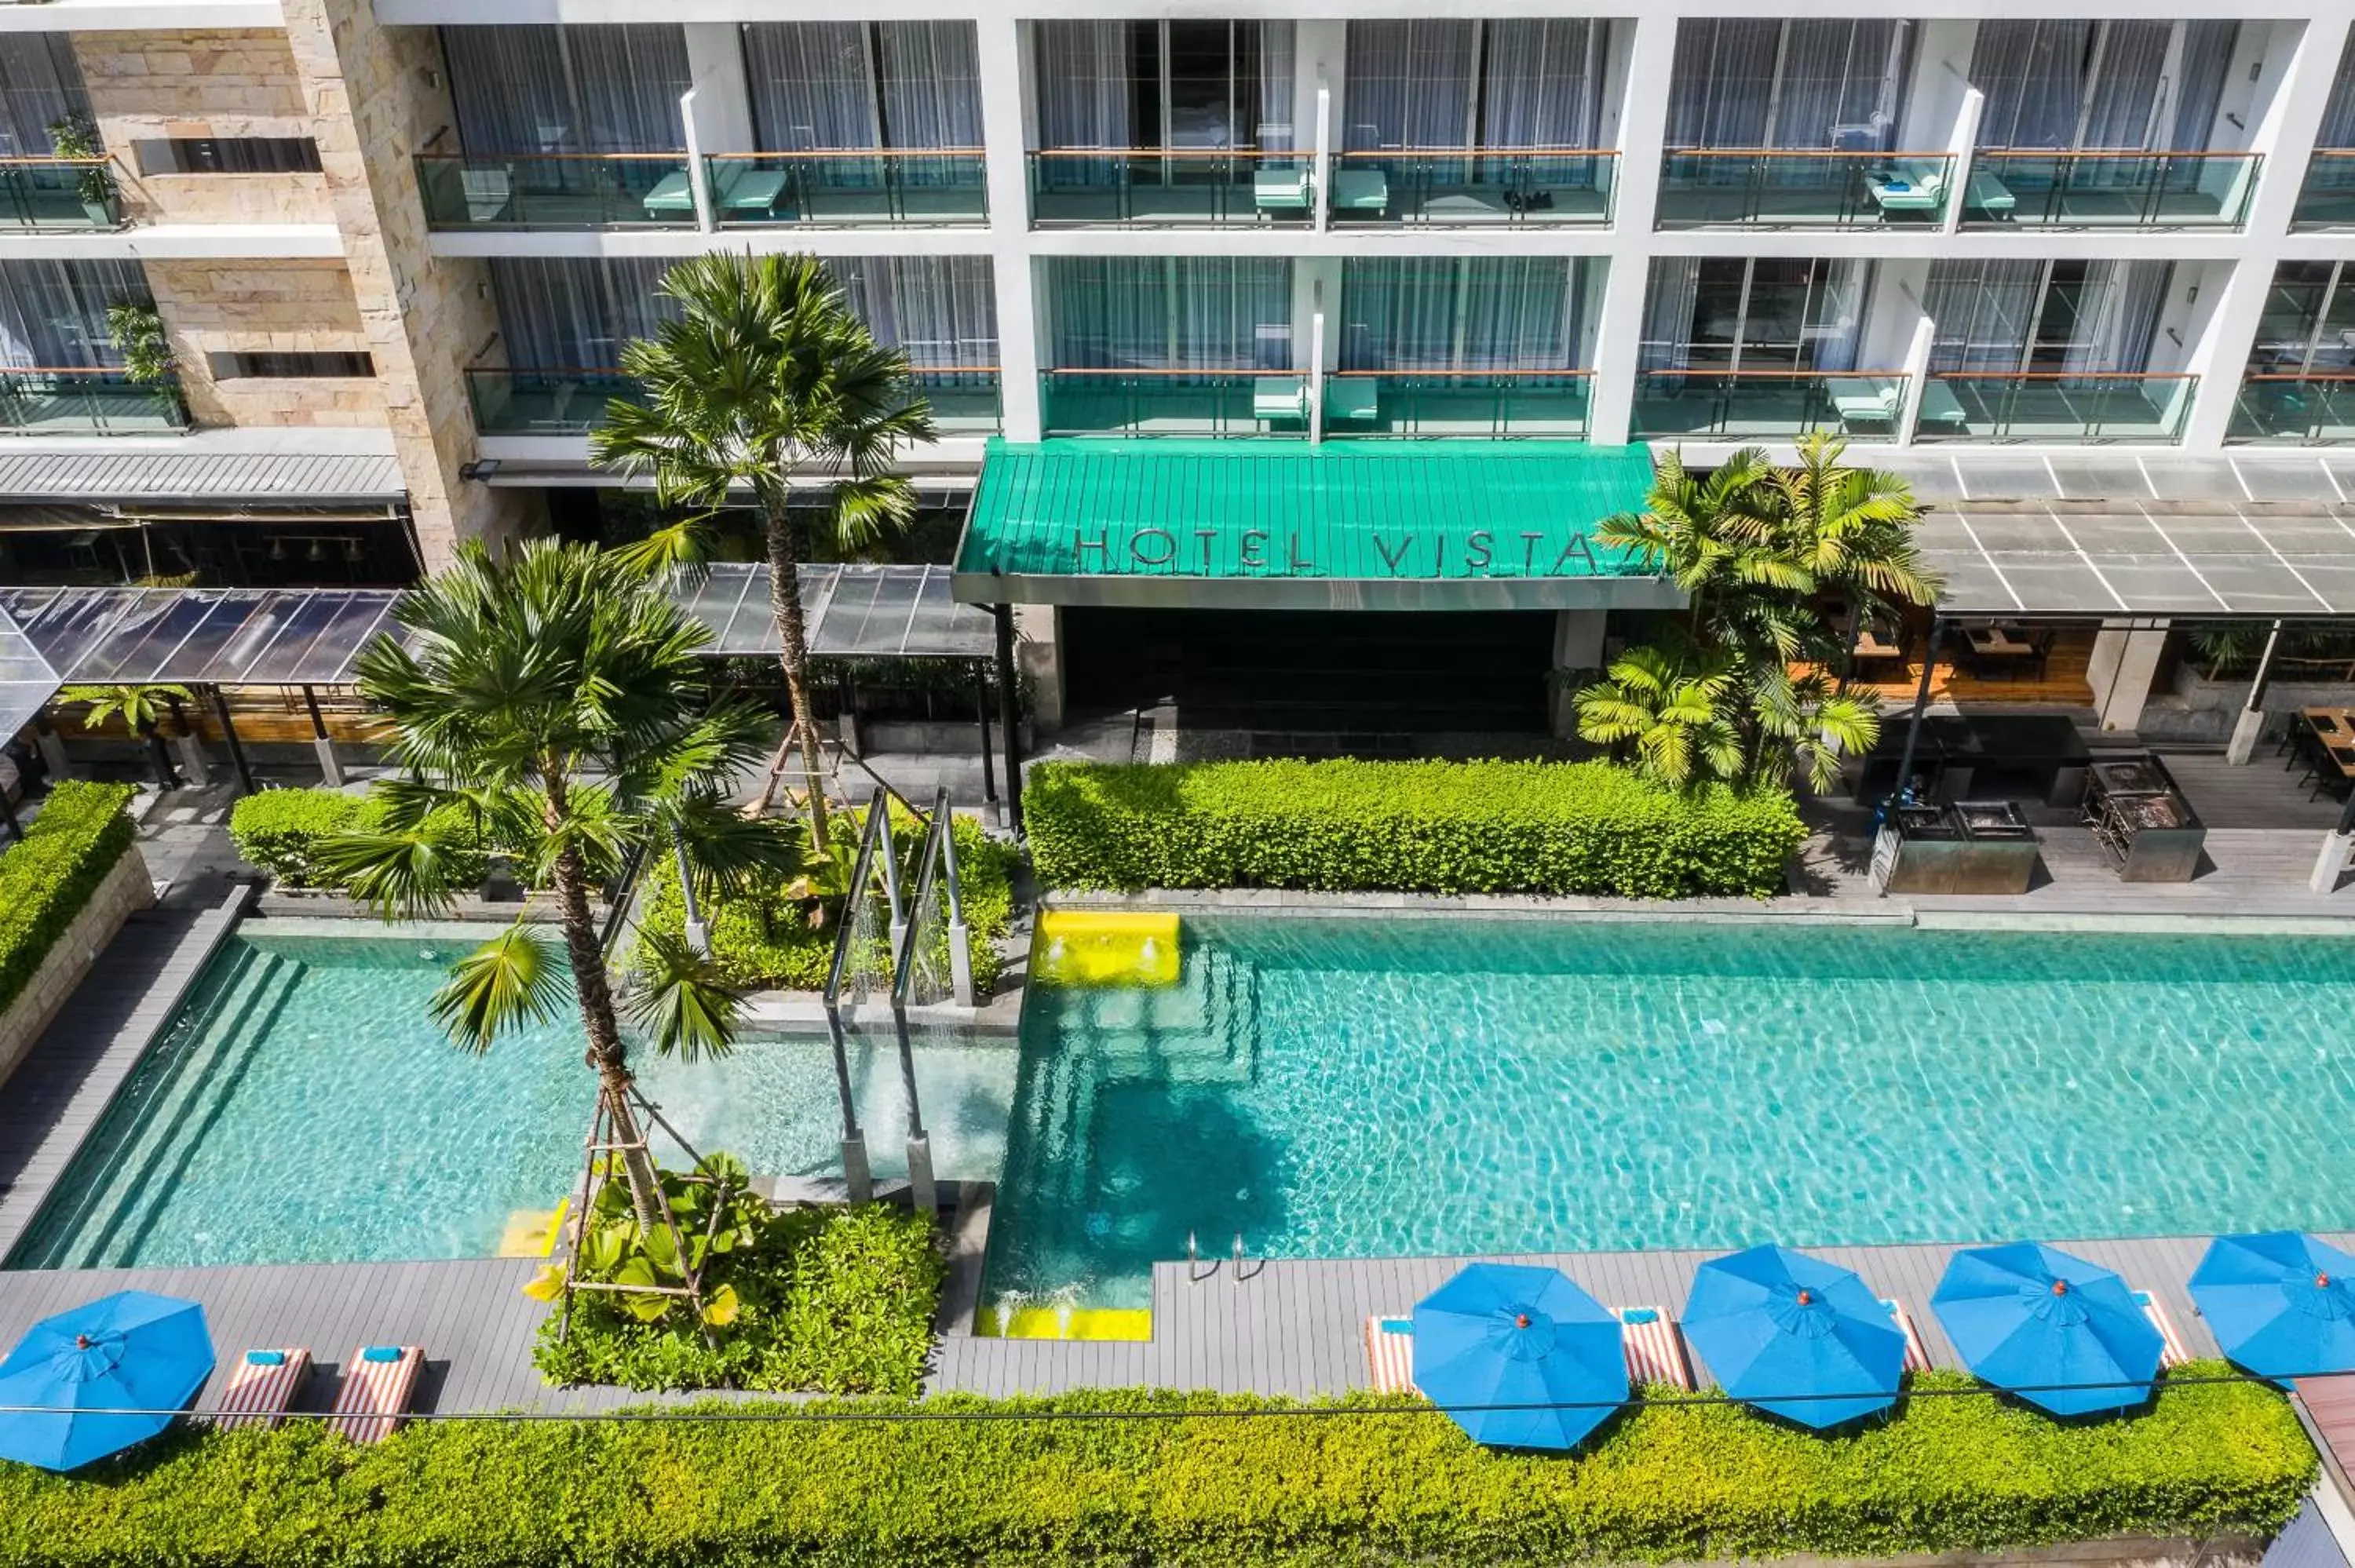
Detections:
635,809,1019,994
1027,759,1805,899
228,788,498,891
0,780,137,1017
533,1202,944,1395
0,1366,2313,1566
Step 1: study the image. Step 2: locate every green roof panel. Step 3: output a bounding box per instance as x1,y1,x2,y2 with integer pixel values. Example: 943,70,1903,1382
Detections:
952,439,1675,611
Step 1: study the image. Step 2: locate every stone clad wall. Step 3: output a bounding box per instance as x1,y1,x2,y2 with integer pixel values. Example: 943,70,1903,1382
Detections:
0,845,153,1089
146,258,384,427
70,31,338,227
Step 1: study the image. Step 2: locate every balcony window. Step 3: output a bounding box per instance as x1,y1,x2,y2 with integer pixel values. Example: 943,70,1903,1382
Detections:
1658,20,1923,229
2231,261,2355,443
1634,257,1887,438
1337,20,1612,225
1918,259,2193,443
1966,22,2253,228
0,259,184,434
1040,257,1298,435
2294,41,2355,228
1331,258,1596,436
0,35,90,158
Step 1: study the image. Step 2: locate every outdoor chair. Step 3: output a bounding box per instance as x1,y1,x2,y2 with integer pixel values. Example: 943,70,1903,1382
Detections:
1878,1299,1933,1374
329,1344,422,1443
210,1347,311,1431
1331,168,1389,215
1252,166,1313,215
2131,1290,2192,1369
1363,1306,1695,1395
458,168,513,224
1864,159,1948,216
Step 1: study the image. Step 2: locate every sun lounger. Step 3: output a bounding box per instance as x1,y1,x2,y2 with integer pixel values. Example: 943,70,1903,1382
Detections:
1366,1305,1694,1395
330,1345,422,1443
1879,1298,1933,1374
2131,1290,2192,1369
1364,1316,1419,1395
210,1347,311,1431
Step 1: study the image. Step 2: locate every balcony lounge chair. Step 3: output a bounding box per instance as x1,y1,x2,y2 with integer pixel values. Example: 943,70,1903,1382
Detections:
1331,168,1389,215
1965,169,2017,219
1253,376,1309,425
1363,1305,1694,1395
459,168,513,224
1832,381,1906,432
1252,166,1312,214
1879,1299,1934,1374
1865,159,1948,216
330,1345,422,1444
1325,377,1381,425
210,1347,311,1431
2132,1290,2192,1369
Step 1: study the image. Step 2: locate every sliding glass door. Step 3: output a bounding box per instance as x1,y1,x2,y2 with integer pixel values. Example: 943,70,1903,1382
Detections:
1972,21,2237,151
442,25,692,154
1919,259,2187,441
1665,20,1912,151
1641,258,1872,373
1034,21,1294,152
741,23,980,152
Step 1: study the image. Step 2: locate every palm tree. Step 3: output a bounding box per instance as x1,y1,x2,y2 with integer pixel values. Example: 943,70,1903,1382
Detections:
62,682,190,790
1573,643,1743,790
590,253,937,852
316,539,809,1235
1769,432,1939,674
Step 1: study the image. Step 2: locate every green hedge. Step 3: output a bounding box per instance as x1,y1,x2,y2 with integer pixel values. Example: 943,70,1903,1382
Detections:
1027,760,1806,899
636,808,1018,994
0,1366,2312,1566
227,788,495,891
0,780,137,1016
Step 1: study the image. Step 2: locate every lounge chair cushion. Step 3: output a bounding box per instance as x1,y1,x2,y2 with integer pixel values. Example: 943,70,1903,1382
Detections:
361,1345,405,1363
246,1350,286,1366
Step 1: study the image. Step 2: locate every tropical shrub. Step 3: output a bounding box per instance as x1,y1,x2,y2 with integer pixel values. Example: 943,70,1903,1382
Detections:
0,781,137,1017
1026,759,1803,899
228,788,495,890
531,1194,942,1396
634,806,1018,994
0,1365,2313,1566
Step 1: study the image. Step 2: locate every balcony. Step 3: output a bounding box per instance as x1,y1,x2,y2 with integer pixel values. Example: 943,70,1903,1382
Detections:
469,367,1002,436
2291,151,2355,229
2229,374,2355,445
1961,152,2258,229
1911,374,2195,444
1028,151,1313,228
0,370,187,435
703,153,986,228
1327,151,1614,226
1322,371,1590,438
1630,371,1908,439
1039,370,1308,436
1656,151,1952,229
0,160,122,232
417,154,697,230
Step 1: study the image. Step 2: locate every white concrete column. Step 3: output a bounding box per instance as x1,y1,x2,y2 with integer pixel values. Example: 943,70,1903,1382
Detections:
1585,14,1675,447
2310,830,2353,894
2182,15,2351,450
1550,610,1608,738
1013,603,1063,734
2087,622,2171,732
681,25,754,155
977,16,1041,441
1294,20,1345,230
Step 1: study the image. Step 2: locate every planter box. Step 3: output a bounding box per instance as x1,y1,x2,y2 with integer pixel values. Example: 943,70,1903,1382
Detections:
1756,1533,2260,1568
0,843,153,1087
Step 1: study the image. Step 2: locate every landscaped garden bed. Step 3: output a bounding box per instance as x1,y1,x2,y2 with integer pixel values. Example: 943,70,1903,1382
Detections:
1027,758,1806,899
0,782,138,1016
0,1364,2310,1566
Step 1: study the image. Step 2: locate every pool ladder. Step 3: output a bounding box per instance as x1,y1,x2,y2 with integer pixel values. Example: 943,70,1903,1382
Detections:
1185,1230,1262,1284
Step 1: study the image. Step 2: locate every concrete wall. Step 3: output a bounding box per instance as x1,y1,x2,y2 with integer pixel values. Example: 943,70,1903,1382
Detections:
0,845,153,1090
144,257,385,426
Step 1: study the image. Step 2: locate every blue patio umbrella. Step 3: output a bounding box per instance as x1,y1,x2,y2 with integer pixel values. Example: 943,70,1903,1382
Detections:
1411,1262,1628,1450
2189,1231,2355,1387
1931,1242,2162,1416
0,1292,214,1472
1681,1245,1907,1428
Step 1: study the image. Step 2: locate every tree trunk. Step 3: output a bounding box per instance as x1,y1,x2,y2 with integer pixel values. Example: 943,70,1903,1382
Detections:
760,494,831,853
546,813,666,1238
137,720,176,791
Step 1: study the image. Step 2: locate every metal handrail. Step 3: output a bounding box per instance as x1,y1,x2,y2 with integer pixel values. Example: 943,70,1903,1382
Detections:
1338,146,1618,159
1661,146,1955,159
821,787,893,1009
597,839,650,958
1329,367,1594,379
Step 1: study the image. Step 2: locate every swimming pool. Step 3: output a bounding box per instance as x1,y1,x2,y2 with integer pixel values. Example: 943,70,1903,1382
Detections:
980,914,2355,1313
9,923,1013,1270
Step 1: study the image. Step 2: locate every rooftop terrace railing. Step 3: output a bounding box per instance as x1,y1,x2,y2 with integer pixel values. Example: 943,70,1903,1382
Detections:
1028,149,1314,227
0,159,121,231
1911,371,2196,444
1656,150,1952,229
1039,367,1309,437
1629,370,1908,439
1321,370,1591,438
1962,150,2258,229
1328,149,1615,226
469,366,1002,437
0,368,187,435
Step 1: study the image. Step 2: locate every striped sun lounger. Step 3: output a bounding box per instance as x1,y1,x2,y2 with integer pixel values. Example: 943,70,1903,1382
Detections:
330,1345,422,1444
211,1347,311,1430
1879,1298,1933,1374
2132,1291,2193,1369
1363,1307,1695,1395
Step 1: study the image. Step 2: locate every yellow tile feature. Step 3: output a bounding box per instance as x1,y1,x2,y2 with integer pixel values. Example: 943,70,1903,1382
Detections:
1034,910,1181,987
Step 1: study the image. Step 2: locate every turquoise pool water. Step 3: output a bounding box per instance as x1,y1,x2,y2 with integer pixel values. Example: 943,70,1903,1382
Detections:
981,916,2355,1312
9,925,1013,1270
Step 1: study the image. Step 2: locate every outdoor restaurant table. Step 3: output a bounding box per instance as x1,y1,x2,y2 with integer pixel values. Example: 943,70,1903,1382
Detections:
2302,708,2355,793
1964,625,2035,658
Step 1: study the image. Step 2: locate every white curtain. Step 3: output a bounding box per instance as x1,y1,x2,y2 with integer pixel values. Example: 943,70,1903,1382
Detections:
1343,21,1476,149
1046,258,1291,370
1479,21,1601,148
0,35,89,157
2167,22,2237,149
1971,23,2091,149
489,258,675,369
0,260,147,368
827,257,997,367
1638,258,1703,372
1665,20,1782,147
1924,261,2043,372
1034,22,1133,148
2061,261,2171,374
1667,20,1907,150
1339,259,1587,370
444,25,690,153
2320,36,2355,148
743,24,879,151
876,24,982,149
2079,23,2169,149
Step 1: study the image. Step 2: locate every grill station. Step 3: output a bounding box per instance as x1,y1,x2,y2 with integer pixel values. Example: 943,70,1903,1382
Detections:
1874,798,2041,894
2082,754,2207,883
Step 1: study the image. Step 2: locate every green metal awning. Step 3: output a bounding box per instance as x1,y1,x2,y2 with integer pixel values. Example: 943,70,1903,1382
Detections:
950,439,1676,611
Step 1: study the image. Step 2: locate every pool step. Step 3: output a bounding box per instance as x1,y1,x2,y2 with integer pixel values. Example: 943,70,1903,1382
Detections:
13,946,304,1270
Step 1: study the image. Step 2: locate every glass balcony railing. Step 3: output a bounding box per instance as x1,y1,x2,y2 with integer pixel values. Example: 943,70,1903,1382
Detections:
2228,374,2355,445
1039,369,1309,436
469,366,1002,436
0,369,186,434
1911,373,2196,444
2292,150,2355,229
1656,151,1952,228
1962,151,2258,228
0,159,121,230
1028,151,1313,227
703,152,986,227
1630,371,1909,439
1327,151,1615,225
1321,370,1590,437
416,153,697,229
